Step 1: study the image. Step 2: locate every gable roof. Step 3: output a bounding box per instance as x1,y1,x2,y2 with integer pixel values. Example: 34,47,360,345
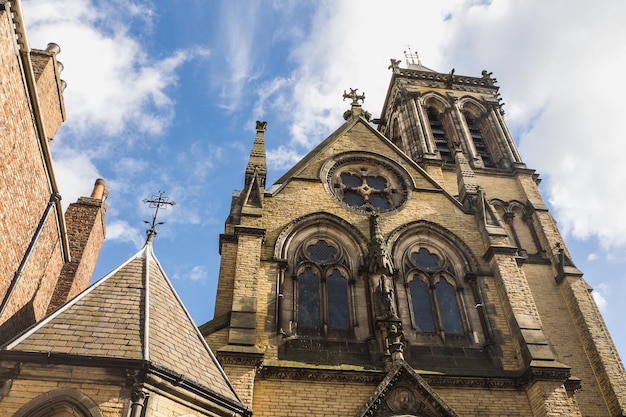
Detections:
268,115,466,211
355,359,460,417
2,242,244,410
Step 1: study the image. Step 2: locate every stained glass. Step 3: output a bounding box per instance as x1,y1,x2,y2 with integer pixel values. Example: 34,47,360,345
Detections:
340,172,362,187
409,277,435,333
411,248,440,271
369,193,391,209
436,279,464,334
298,268,320,328
307,240,337,264
343,191,365,207
366,176,387,190
327,270,350,329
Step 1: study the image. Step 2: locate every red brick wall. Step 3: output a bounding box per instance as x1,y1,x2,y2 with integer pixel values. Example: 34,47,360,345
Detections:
0,8,66,341
48,197,107,313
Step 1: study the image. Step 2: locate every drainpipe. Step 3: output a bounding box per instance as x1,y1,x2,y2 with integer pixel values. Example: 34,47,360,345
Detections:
0,193,62,318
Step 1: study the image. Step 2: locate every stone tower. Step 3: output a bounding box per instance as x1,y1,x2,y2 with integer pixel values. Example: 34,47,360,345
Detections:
202,55,626,416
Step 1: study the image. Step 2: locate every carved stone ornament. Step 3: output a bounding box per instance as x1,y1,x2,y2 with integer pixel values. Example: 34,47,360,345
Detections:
386,386,418,414
355,360,460,417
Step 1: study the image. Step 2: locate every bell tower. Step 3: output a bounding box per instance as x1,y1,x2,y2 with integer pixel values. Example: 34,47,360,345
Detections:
379,52,522,172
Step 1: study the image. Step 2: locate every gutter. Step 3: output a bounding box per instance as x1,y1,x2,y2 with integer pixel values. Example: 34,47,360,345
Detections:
8,0,71,263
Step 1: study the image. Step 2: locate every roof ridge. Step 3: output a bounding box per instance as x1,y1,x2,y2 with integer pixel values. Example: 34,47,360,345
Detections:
142,244,243,403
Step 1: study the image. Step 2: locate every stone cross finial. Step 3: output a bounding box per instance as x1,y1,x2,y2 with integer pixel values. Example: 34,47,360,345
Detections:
143,191,176,242
343,88,365,106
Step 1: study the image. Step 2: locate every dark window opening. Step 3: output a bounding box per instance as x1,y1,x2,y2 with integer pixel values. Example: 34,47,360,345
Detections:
436,279,464,334
465,115,495,168
298,267,321,329
409,277,436,333
327,269,350,329
427,108,453,163
296,241,352,334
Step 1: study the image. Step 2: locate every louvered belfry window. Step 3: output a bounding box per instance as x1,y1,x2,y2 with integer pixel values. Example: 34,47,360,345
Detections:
427,108,453,163
465,114,495,168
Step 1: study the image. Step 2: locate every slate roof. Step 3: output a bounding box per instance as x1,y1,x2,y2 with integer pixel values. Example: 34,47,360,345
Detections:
3,242,242,406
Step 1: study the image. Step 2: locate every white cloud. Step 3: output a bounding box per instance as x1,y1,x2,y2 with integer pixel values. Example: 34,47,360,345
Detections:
435,0,626,250
252,0,626,254
213,1,264,111
189,265,208,282
105,219,145,248
22,0,208,139
267,145,302,172
51,144,101,209
593,283,608,312
587,253,598,262
254,1,465,158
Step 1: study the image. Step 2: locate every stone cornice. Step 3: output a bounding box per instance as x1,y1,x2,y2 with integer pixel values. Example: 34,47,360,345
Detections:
483,245,519,262
393,69,498,93
256,364,571,390
234,225,266,238
257,366,383,384
217,349,264,368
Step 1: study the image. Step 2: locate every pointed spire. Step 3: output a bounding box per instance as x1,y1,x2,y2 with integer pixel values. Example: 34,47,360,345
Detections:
245,121,267,190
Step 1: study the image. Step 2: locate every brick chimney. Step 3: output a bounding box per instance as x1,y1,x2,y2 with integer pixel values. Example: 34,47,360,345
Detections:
30,43,66,141
47,179,108,313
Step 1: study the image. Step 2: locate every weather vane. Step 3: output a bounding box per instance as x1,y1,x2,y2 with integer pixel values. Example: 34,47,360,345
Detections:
143,191,176,242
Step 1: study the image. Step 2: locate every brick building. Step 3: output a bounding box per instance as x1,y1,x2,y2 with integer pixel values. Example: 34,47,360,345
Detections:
0,0,107,345
200,57,626,416
2,0,626,416
0,2,247,417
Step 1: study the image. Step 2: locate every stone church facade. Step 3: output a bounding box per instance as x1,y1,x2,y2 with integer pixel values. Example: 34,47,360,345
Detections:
201,59,626,416
1,0,626,416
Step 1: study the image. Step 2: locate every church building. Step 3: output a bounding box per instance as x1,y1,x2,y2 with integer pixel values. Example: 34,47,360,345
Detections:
1,0,625,416
201,58,626,416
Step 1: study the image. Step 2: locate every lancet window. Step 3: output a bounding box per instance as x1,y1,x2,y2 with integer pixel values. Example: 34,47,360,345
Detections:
492,200,543,257
405,248,464,335
427,107,453,163
277,218,367,339
389,225,488,346
296,239,351,333
464,112,495,168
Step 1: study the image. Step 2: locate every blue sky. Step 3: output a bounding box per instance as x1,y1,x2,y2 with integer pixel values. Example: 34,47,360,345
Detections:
22,0,626,360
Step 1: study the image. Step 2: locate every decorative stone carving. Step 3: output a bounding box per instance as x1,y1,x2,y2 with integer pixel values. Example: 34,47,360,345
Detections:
378,274,398,319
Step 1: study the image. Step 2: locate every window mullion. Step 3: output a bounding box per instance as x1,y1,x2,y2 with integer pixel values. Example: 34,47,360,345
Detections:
321,271,327,334
429,276,445,341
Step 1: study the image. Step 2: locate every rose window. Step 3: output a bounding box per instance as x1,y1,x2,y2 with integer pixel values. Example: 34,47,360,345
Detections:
322,154,410,214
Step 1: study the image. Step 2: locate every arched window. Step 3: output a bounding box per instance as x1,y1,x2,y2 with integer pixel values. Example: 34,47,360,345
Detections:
435,277,464,334
294,238,352,336
464,112,495,168
427,107,453,163
13,388,103,417
276,214,369,344
492,200,543,258
408,277,435,333
405,247,465,336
